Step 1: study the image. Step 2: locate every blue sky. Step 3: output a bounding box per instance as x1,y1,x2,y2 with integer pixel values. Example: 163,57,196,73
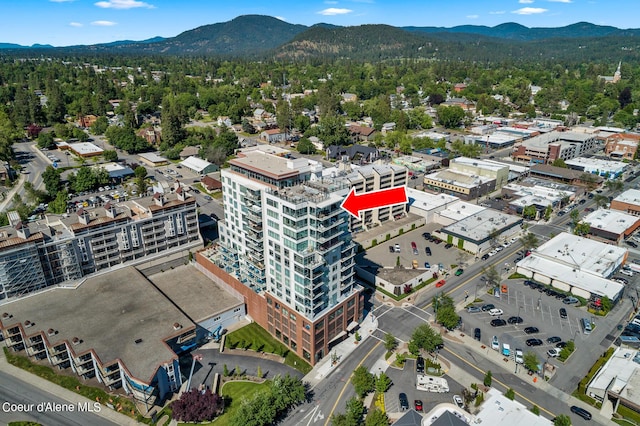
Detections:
2,0,636,46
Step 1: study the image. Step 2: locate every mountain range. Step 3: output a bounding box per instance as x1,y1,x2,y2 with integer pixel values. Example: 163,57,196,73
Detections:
2,15,640,62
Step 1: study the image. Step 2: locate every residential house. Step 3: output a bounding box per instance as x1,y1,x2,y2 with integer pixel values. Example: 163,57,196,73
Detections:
137,128,161,145
179,146,200,160
260,128,287,144
76,115,98,129
201,175,222,192
325,144,379,163
349,125,377,143
217,116,233,127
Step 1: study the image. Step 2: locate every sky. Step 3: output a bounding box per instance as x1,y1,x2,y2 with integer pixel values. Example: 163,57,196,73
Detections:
2,0,637,47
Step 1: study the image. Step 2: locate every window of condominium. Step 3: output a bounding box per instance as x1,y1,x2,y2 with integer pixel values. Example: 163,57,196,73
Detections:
266,198,279,208
268,230,280,240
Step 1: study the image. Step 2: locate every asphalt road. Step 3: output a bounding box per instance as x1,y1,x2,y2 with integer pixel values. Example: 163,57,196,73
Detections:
283,338,385,426
0,369,118,426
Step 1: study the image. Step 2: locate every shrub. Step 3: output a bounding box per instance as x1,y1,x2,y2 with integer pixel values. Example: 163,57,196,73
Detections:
505,388,515,400
385,234,391,241
474,392,484,407
531,405,540,415
483,371,492,387
371,239,377,247
399,228,404,235
171,389,224,422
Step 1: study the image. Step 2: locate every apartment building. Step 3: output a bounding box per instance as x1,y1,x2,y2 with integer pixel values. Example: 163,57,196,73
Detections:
0,189,201,302
207,146,365,364
604,133,640,160
512,131,598,164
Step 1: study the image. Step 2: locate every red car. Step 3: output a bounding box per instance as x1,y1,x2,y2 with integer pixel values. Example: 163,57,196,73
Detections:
436,280,446,288
414,400,423,412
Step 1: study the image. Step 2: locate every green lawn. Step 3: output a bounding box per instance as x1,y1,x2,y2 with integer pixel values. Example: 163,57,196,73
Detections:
208,381,271,426
224,323,312,374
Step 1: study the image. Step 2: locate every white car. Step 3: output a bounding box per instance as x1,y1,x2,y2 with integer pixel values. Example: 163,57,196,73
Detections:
621,269,634,277
453,395,464,409
489,308,504,316
547,348,561,358
515,349,524,364
488,250,498,256
495,246,504,252
502,241,510,248
510,237,518,244
491,335,499,350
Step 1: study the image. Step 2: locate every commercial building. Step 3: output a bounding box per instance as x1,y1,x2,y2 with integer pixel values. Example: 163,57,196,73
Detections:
515,233,626,303
406,188,459,223
423,169,495,201
582,209,640,243
464,132,520,149
0,190,202,302
605,133,640,160
612,189,640,216
139,152,169,167
97,162,135,181
512,131,599,164
587,347,640,413
564,157,627,179
61,142,104,158
529,164,604,187
179,156,219,175
502,178,579,216
392,155,440,173
200,146,363,365
449,157,510,188
437,208,522,254
0,265,244,406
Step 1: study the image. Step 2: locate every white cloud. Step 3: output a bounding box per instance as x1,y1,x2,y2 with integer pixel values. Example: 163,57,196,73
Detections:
275,16,286,21
548,0,572,2
69,22,83,27
91,20,117,26
317,8,353,16
519,0,534,3
94,0,155,9
489,11,506,14
467,15,479,19
512,7,548,14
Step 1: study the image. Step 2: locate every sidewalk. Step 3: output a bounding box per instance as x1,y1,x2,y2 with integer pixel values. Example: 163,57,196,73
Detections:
440,324,612,425
304,313,379,388
0,174,24,212
0,349,140,425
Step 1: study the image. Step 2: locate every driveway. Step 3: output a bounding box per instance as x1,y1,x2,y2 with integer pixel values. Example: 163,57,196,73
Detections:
184,349,303,390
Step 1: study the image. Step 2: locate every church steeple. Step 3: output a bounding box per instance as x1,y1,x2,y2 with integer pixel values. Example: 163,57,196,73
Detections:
613,61,622,83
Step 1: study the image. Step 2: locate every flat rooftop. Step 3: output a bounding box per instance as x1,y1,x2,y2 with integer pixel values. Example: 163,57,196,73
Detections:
0,267,192,383
522,130,594,149
516,254,624,299
407,188,459,211
69,142,103,155
424,169,493,189
589,347,640,397
146,265,243,324
437,200,485,222
583,209,640,235
139,152,168,163
451,156,509,171
474,388,553,426
230,150,310,179
534,232,627,277
613,189,640,206
442,209,522,243
565,157,627,172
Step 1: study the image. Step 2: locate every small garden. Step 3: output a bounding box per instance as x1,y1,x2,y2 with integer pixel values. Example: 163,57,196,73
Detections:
224,322,311,374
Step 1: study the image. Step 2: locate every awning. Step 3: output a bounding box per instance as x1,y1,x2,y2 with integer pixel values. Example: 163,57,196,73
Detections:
347,321,359,332
329,330,348,343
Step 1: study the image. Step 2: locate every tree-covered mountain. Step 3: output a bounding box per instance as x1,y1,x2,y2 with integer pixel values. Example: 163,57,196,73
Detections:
1,15,640,63
402,21,640,41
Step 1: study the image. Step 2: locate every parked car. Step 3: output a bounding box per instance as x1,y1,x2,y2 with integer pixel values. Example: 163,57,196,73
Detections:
556,341,567,348
570,405,592,420
416,356,425,374
524,327,539,334
621,269,634,276
490,319,507,327
425,247,432,256
422,232,431,240
489,308,504,316
579,199,587,204
435,280,446,288
526,338,543,346
491,335,499,350
412,259,418,269
515,349,524,364
455,268,464,276
411,241,418,255
414,400,423,412
559,308,567,319
481,304,495,311
626,240,638,249
394,244,401,253
547,348,561,358
547,336,562,344
453,395,464,409
389,245,395,253
474,328,481,341
424,262,431,269
444,243,453,249
481,254,490,260
507,316,523,324
399,393,409,411
467,306,481,313
563,296,579,304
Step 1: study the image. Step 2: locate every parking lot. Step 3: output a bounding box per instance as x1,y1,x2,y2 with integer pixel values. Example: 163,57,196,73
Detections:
384,358,464,414
362,226,472,273
459,278,615,368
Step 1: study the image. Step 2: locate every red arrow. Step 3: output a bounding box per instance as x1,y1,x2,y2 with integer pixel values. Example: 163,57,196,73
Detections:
341,186,408,219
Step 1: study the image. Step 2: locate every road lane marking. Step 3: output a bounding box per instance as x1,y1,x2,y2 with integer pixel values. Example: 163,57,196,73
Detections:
324,341,382,426
443,347,556,418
